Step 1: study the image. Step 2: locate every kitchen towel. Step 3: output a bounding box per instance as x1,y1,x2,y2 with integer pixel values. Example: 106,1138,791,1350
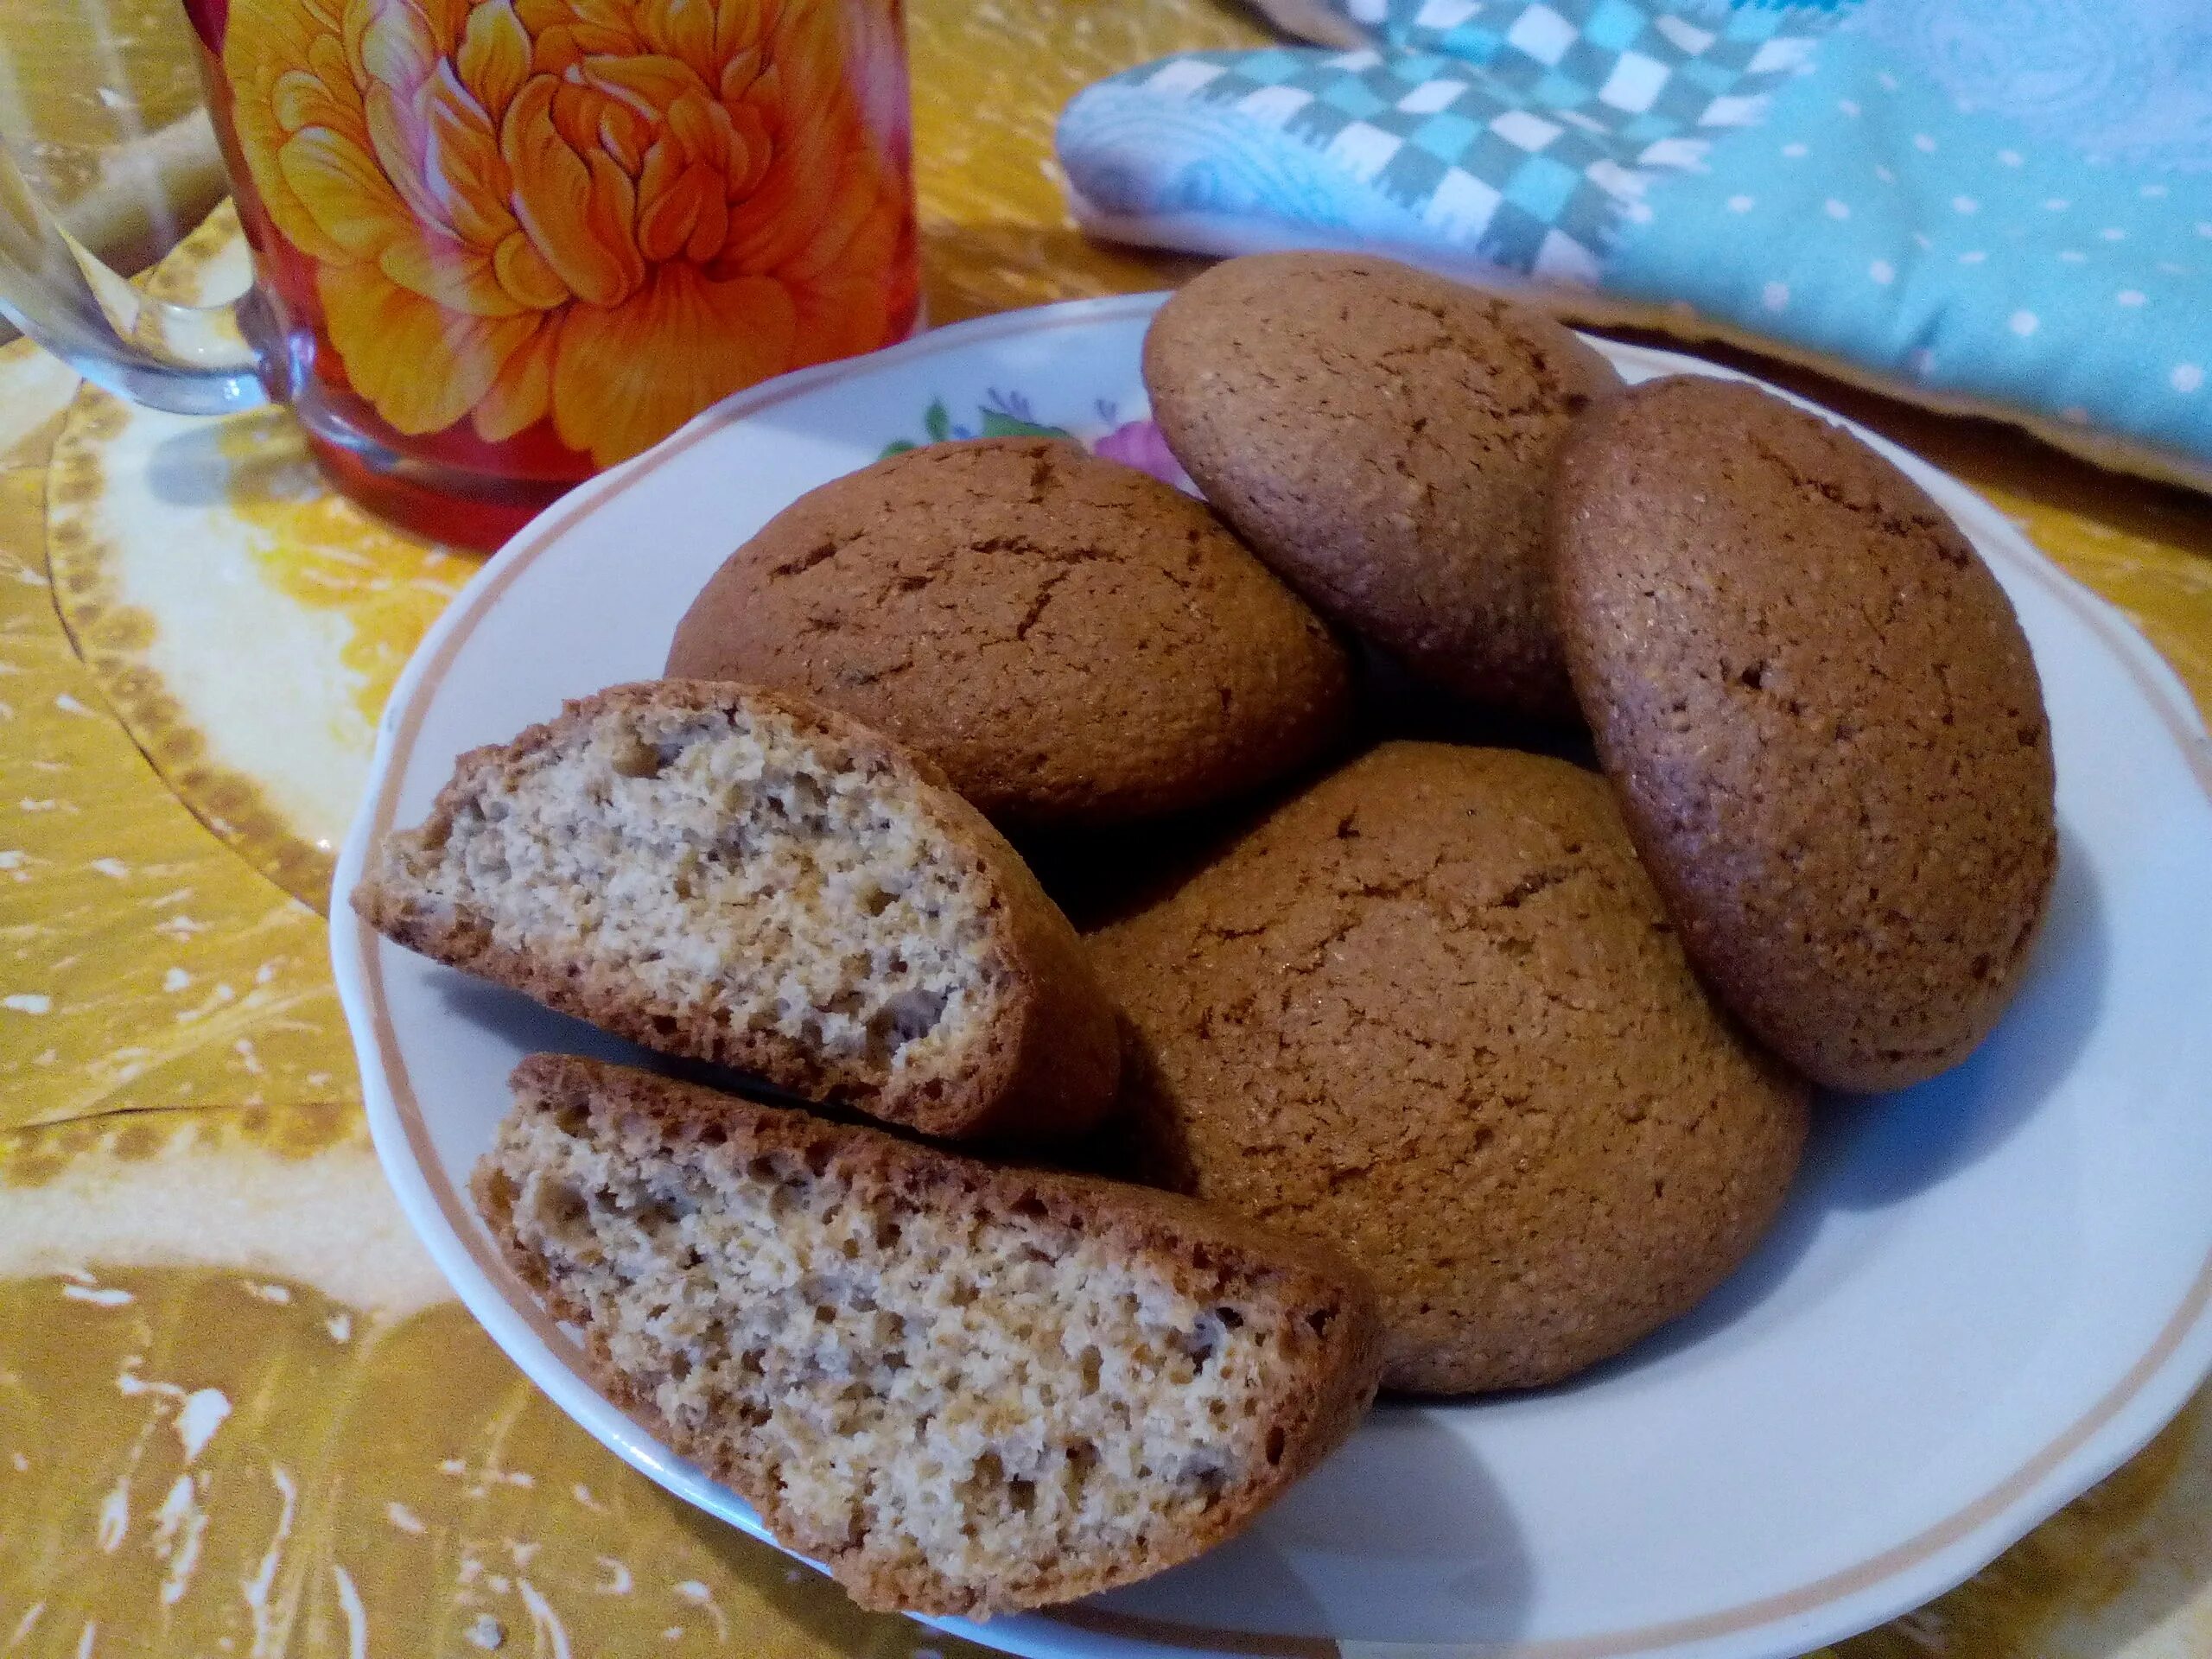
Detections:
1058,0,2212,491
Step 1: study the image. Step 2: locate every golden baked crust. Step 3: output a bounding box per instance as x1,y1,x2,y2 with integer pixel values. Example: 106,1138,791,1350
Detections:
665,437,1354,829
1090,742,1809,1393
475,1054,1384,1616
353,680,1120,1141
1142,251,1618,721
1551,376,2058,1091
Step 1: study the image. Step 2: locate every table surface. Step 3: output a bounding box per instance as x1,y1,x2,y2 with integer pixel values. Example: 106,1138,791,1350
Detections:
3,3,2211,1657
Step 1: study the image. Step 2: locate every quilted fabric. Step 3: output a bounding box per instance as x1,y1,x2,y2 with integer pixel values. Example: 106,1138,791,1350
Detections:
1058,0,2212,492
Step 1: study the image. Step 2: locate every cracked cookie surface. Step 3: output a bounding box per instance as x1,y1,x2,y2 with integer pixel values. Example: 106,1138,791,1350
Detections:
666,437,1353,830
1141,251,1618,721
1551,377,2058,1092
1089,742,1808,1394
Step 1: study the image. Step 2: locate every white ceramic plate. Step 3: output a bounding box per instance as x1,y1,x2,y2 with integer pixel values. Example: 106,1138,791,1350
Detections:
331,296,2212,1659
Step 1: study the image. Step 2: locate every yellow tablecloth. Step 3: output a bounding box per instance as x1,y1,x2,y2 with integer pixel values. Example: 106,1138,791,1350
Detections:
3,3,2211,1656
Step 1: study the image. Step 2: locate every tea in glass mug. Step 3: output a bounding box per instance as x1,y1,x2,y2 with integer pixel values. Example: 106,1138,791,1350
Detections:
0,0,921,548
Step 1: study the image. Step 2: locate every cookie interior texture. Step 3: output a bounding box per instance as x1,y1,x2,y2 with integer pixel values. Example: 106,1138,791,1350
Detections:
361,686,1033,1118
1091,742,1809,1394
477,1056,1380,1616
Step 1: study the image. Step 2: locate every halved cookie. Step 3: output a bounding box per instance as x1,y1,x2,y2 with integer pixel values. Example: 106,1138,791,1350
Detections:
476,1053,1384,1616
353,681,1120,1140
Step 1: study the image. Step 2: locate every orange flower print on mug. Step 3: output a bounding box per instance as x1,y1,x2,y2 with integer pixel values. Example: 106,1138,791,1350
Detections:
222,0,919,468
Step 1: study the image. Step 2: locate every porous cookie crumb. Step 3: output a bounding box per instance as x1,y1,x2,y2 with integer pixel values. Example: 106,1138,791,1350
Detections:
353,682,1119,1140
475,1055,1383,1615
1091,743,1808,1393
667,437,1354,828
1551,376,2058,1090
1143,251,1618,721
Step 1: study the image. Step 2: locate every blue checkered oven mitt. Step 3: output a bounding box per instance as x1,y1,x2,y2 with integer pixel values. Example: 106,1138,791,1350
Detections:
1057,0,2212,493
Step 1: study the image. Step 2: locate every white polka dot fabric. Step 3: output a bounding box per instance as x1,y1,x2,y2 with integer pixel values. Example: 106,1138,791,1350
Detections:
1058,0,2212,491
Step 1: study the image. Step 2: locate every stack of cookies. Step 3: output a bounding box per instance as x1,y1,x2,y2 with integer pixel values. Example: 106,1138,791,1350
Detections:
353,252,2058,1618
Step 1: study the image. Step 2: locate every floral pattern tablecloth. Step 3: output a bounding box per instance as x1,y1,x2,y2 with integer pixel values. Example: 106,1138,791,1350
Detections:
3,3,2212,1656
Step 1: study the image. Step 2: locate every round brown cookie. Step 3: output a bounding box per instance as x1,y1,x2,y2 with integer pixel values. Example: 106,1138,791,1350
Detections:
1089,742,1809,1394
1550,376,2058,1093
666,437,1353,830
1141,251,1618,721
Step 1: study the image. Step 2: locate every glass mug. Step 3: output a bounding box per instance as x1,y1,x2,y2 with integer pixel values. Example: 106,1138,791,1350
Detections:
0,0,921,548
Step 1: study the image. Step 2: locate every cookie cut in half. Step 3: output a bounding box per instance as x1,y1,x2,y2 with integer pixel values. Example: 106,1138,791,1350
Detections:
353,681,1121,1141
476,1054,1384,1616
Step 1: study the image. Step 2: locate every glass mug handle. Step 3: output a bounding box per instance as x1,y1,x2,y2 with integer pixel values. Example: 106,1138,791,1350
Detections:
0,137,268,416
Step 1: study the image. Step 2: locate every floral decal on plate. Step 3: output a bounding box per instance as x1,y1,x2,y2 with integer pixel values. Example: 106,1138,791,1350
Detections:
879,389,1070,451
882,392,1196,492
220,0,919,468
